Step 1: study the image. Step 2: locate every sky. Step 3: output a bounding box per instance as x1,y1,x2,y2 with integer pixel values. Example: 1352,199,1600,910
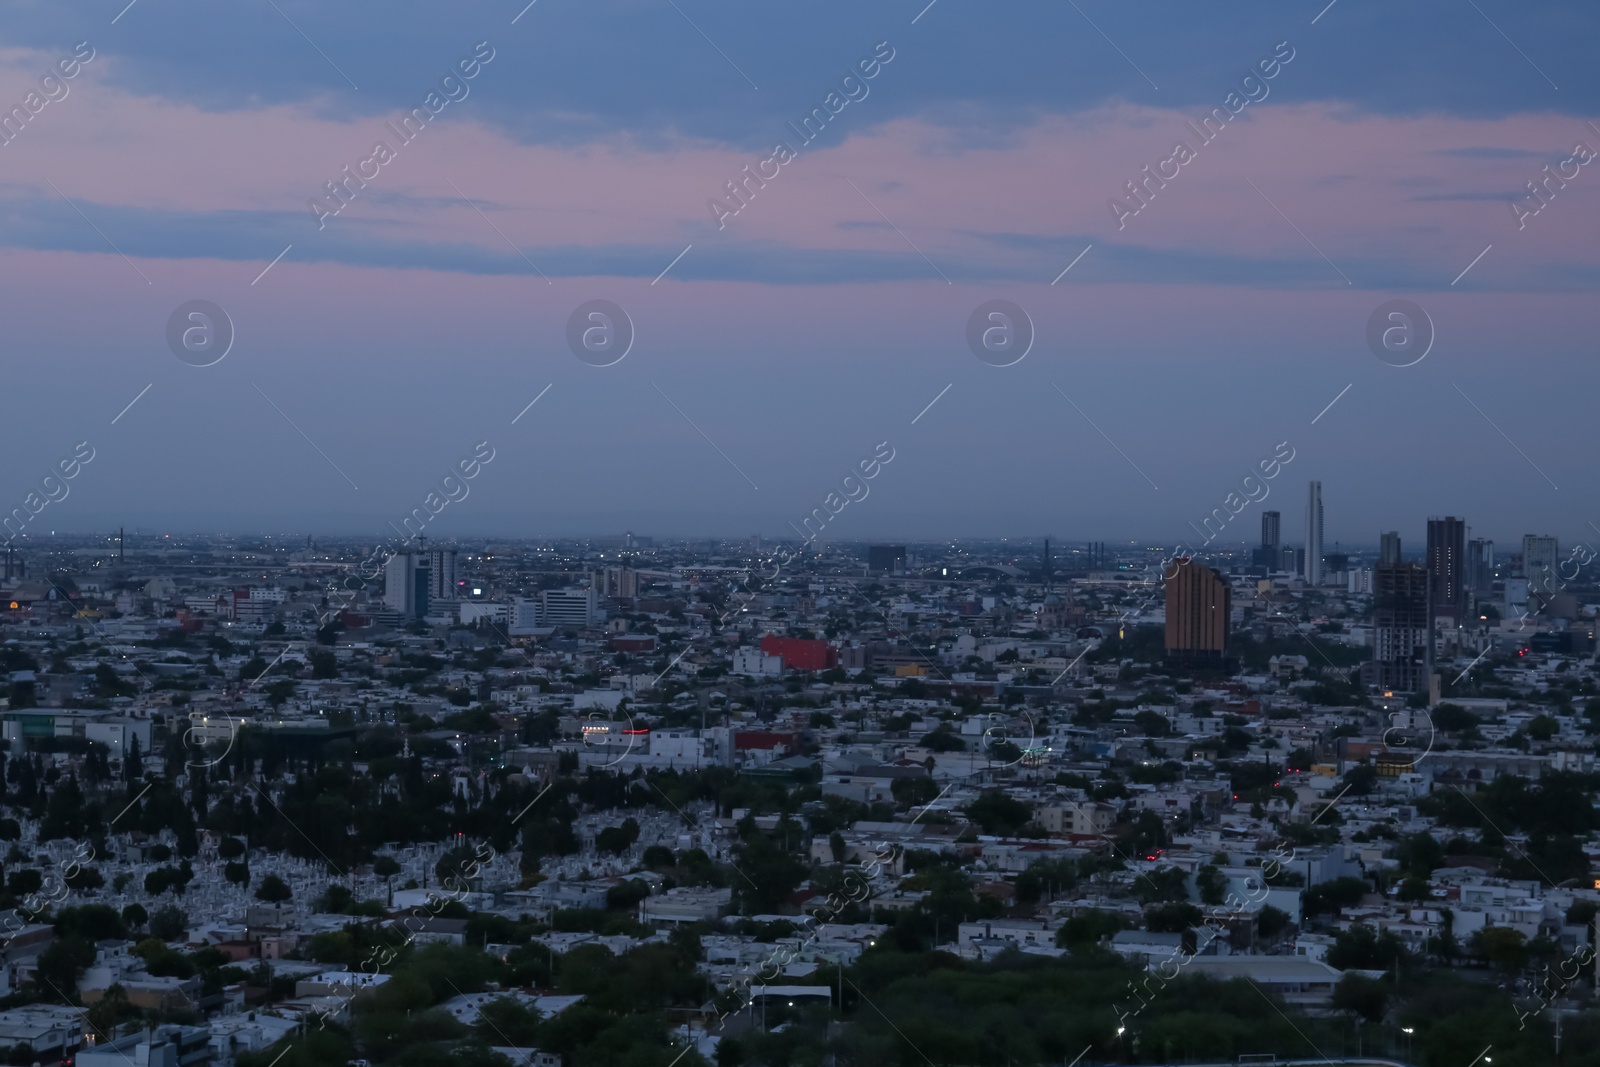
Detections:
1,0,1597,551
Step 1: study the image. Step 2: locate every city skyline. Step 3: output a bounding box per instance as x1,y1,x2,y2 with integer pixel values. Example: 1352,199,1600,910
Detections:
2,4,1599,1064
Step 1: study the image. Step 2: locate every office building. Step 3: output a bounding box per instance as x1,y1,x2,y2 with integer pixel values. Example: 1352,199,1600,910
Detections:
428,549,458,601
539,588,599,629
867,544,907,573
1304,482,1323,586
384,553,431,619
1523,535,1559,582
593,566,639,599
1426,516,1466,623
1163,558,1230,663
1252,511,1281,569
1466,539,1494,595
1379,532,1402,566
1361,562,1429,692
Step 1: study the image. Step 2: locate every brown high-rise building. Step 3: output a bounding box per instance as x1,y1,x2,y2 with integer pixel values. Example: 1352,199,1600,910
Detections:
1164,558,1230,662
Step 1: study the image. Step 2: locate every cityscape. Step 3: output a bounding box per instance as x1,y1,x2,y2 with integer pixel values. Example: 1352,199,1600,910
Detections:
0,513,1595,1067
2,1,1599,1066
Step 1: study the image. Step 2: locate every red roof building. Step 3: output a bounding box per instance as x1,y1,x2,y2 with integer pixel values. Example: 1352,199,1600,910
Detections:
759,635,837,671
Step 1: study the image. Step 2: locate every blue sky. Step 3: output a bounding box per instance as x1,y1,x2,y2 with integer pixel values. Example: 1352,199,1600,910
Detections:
0,0,1596,549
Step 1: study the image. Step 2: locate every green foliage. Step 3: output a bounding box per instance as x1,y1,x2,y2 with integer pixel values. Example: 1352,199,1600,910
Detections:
1015,858,1078,906
1333,973,1389,1022
1326,924,1409,970
54,905,125,943
1195,865,1226,906
1144,902,1203,933
964,792,1034,836
595,818,641,856
1472,926,1529,972
148,903,188,941
255,873,292,902
1057,909,1132,951
1302,877,1369,918
1133,867,1190,906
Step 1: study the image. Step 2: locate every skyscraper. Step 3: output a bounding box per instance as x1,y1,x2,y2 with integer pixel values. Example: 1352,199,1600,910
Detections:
1163,558,1231,663
1304,481,1323,586
428,549,458,601
384,553,432,618
1362,561,1429,692
1426,516,1466,624
1252,511,1281,569
1379,531,1402,566
1466,539,1494,595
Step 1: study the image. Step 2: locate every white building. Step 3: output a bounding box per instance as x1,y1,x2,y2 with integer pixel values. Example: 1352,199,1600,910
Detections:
384,554,430,618
649,730,706,767
732,648,782,677
540,589,599,630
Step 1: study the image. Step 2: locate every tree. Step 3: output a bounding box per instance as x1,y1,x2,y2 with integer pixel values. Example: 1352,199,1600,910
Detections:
473,996,542,1047
964,793,1034,836
1327,924,1408,970
1333,973,1389,1023
225,861,250,887
87,983,134,1035
1196,865,1226,906
65,866,104,891
40,775,85,840
521,818,579,871
1133,709,1171,737
309,648,339,679
1133,866,1190,905
1396,875,1430,902
255,874,292,903
1302,876,1369,918
218,837,246,860
35,935,95,997
7,869,43,897
1258,905,1291,940
1056,909,1132,952
1433,703,1477,732
121,903,148,931
1145,902,1203,933
1341,764,1379,796
1527,715,1559,742
595,818,641,856
148,904,188,941
1474,926,1529,972
316,884,356,914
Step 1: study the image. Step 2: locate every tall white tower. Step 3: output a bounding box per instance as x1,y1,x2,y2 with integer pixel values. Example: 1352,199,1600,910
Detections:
1304,481,1323,586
